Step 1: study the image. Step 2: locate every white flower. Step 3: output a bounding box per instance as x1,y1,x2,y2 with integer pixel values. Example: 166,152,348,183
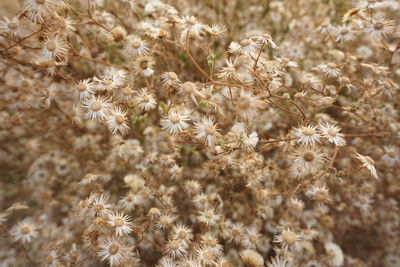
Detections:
205,24,227,37
324,242,344,267
178,82,205,104
172,224,194,244
0,17,20,37
293,125,321,146
10,219,38,243
160,111,190,135
108,211,133,236
318,63,341,77
255,33,279,49
228,39,259,54
291,147,326,177
355,153,378,178
334,25,354,43
25,0,54,23
161,72,181,88
201,233,223,255
98,237,133,266
154,214,177,229
88,194,112,217
194,117,221,146
106,106,130,135
275,57,298,68
229,123,259,149
93,67,127,91
119,192,136,211
267,255,293,267
240,249,264,267
156,257,179,267
79,173,100,185
125,35,150,56
178,16,204,40
381,146,400,166
236,90,264,121
319,123,346,146
242,226,260,249
41,34,68,61
166,239,188,258
116,139,144,160
197,209,220,226
273,228,301,251
44,250,59,267
217,57,242,80
359,0,382,9
194,246,216,265
72,79,94,100
365,17,396,39
307,184,330,205
82,95,112,122
133,88,157,111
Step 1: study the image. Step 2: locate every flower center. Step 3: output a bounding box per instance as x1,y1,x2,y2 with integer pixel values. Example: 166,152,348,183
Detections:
132,41,141,49
47,40,57,52
340,29,349,35
36,0,46,4
205,211,213,219
69,252,79,261
327,129,337,137
208,239,217,247
159,216,169,225
178,231,187,239
302,128,315,136
140,61,148,69
142,95,150,102
90,101,102,112
115,115,125,124
108,244,119,255
282,231,297,245
232,229,240,236
374,22,384,30
327,62,337,69
168,72,178,80
93,204,104,213
8,22,18,30
205,124,215,135
388,152,396,158
303,151,315,162
169,240,180,250
170,114,181,123
45,255,54,264
77,83,87,92
21,226,30,235
115,218,124,227
315,189,329,202
240,39,251,47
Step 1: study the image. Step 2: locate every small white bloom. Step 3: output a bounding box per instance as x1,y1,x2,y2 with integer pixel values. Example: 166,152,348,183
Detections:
105,106,130,135
194,117,221,146
293,125,321,146
133,88,157,111
93,67,128,91
10,219,38,244
160,111,190,135
82,95,112,122
108,211,133,236
319,123,346,146
355,153,378,179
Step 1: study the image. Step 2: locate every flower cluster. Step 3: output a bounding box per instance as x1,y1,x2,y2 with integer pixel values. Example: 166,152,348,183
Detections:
0,0,399,266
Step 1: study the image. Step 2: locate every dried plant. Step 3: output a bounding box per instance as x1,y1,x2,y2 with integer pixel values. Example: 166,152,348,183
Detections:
0,0,399,266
